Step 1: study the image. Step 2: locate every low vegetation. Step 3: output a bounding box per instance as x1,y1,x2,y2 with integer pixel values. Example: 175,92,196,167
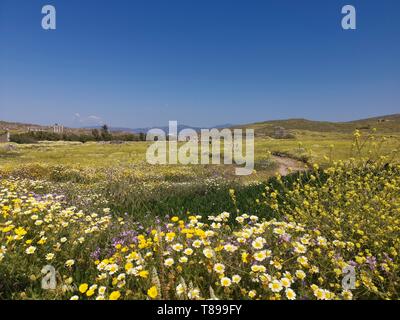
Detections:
0,125,399,300
10,125,146,144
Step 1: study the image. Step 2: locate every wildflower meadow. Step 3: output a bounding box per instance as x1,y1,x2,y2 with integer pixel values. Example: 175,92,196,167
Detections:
1,131,399,300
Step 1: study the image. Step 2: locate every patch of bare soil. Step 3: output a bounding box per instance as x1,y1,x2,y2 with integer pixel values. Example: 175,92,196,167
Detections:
271,155,308,176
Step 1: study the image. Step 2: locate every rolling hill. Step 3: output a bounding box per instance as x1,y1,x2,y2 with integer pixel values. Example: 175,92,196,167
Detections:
1,114,399,137
234,114,400,136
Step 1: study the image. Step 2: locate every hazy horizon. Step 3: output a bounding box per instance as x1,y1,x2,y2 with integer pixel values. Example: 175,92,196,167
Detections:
1,112,399,130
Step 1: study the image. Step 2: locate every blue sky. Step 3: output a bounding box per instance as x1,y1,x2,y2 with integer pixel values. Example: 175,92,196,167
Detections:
0,0,399,128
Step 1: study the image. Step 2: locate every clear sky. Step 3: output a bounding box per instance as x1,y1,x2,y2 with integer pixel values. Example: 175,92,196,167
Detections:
0,0,399,128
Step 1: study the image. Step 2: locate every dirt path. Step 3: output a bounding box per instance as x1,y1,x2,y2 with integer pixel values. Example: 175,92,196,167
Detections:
271,155,308,176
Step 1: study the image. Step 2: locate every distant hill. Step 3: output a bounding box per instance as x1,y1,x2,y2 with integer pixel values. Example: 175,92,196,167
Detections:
83,124,204,134
234,114,400,136
0,120,90,134
1,114,399,137
0,120,47,132
0,120,232,135
84,123,236,134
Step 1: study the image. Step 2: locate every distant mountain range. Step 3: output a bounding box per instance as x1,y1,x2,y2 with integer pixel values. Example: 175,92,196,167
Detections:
0,121,235,134
83,123,236,134
1,114,400,135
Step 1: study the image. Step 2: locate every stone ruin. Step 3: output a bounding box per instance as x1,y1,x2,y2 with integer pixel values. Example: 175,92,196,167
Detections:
53,123,64,134
0,129,10,143
27,124,64,134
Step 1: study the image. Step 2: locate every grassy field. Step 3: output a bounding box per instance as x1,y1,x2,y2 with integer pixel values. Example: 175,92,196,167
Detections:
1,130,399,166
1,126,399,300
1,129,399,176
0,129,399,217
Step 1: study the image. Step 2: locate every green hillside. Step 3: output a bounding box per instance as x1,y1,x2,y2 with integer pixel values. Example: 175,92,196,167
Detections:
235,114,400,136
2,113,400,137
